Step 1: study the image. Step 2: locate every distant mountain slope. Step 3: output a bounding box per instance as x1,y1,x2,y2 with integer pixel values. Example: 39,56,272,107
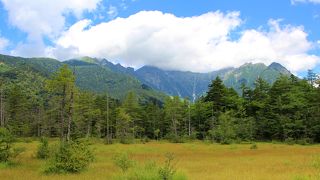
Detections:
134,62,291,99
64,59,165,101
0,54,166,102
76,57,291,99
1,54,290,101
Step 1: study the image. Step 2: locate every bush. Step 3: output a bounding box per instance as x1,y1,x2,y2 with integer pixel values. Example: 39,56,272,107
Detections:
140,136,150,144
285,137,295,145
119,136,135,144
250,143,258,150
113,153,187,180
0,128,24,163
296,138,313,145
165,134,185,143
154,129,161,140
36,137,50,159
208,112,236,144
113,152,135,173
0,128,13,162
44,140,94,173
159,153,177,180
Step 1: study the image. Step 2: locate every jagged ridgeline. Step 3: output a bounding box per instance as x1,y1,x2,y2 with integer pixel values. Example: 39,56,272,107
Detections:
0,54,166,102
0,54,291,100
87,56,291,99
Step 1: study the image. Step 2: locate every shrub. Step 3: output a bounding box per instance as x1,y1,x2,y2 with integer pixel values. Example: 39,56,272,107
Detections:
296,138,313,145
154,129,160,140
140,136,150,144
209,112,236,144
113,152,135,173
114,161,160,180
36,137,50,159
285,137,295,145
250,143,258,150
119,136,134,144
113,153,187,180
45,140,94,173
0,128,24,163
0,128,13,162
159,153,177,180
165,134,185,143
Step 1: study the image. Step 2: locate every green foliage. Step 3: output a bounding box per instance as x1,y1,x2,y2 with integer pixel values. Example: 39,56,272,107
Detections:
210,112,236,144
0,128,13,162
296,138,312,145
235,117,256,142
0,128,24,162
44,140,94,174
250,143,258,150
154,129,161,140
164,96,185,139
113,152,135,173
140,136,150,144
284,138,295,145
113,152,187,180
1,52,320,145
159,153,177,180
36,137,50,159
165,134,185,143
116,108,134,144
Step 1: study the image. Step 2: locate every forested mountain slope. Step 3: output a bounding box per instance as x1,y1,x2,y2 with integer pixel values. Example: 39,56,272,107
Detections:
75,57,291,100
134,62,291,99
0,54,165,101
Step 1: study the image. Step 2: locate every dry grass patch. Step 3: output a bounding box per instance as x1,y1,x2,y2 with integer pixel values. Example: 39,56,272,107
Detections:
0,141,319,179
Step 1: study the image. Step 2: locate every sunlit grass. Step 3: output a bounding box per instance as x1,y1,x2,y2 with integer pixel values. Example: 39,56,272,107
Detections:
0,140,319,180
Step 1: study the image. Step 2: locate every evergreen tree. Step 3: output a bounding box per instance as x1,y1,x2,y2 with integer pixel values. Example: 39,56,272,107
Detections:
204,76,227,112
46,65,76,141
116,108,132,143
164,96,184,139
122,92,143,138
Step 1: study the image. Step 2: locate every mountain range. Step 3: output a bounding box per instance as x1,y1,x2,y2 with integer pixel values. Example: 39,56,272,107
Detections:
81,57,291,100
0,54,291,101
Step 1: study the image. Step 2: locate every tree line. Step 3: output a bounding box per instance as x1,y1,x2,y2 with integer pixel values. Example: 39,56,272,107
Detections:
0,64,319,144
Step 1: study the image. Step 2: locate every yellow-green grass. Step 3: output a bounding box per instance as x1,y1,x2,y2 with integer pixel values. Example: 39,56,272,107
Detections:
0,140,320,180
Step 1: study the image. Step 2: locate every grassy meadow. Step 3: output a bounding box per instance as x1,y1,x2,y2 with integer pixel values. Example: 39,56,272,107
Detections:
0,140,320,180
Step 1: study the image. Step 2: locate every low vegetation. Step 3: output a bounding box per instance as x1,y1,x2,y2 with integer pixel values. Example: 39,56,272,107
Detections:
36,137,50,159
44,140,94,174
0,128,24,164
0,58,320,179
0,140,319,179
113,152,186,180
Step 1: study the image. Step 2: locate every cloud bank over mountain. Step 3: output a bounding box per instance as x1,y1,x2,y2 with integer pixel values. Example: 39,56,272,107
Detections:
0,0,319,73
48,11,319,73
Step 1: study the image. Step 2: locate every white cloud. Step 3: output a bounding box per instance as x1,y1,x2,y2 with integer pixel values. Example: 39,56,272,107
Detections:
1,0,102,56
49,11,319,73
291,0,320,4
0,36,9,52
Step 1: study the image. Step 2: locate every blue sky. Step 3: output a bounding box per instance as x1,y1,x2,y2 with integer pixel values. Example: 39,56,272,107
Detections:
0,0,319,76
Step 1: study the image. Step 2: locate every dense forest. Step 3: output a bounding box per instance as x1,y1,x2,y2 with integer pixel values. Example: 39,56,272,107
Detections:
0,62,320,144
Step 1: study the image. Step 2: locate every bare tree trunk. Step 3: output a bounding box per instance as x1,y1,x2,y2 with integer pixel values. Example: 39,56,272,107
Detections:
0,88,4,127
86,120,91,138
188,103,191,136
172,116,177,136
60,85,66,141
211,103,214,129
66,86,74,142
106,94,111,143
37,107,41,137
